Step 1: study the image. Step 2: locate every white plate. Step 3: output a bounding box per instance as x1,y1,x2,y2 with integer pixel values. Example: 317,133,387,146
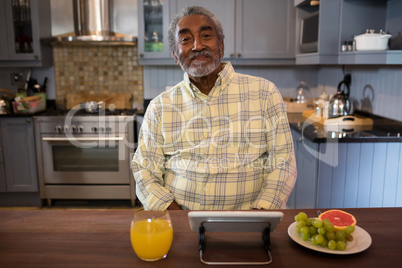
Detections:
288,221,372,255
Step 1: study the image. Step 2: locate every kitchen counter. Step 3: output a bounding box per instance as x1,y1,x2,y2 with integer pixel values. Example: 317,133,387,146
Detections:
0,208,401,267
288,110,402,143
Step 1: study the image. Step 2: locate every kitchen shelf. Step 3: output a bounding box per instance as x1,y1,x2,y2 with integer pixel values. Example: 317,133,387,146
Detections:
295,0,402,65
338,50,402,65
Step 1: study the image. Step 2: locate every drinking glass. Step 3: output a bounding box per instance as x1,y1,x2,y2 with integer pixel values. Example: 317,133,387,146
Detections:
130,208,173,261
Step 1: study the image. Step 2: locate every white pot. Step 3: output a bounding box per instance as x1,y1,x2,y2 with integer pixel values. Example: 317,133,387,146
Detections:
354,29,392,51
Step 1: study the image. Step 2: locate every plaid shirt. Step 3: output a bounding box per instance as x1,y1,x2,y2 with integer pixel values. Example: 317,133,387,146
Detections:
132,62,297,211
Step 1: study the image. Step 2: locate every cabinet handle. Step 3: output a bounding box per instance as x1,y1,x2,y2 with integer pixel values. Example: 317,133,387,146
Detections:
26,119,31,123
237,53,241,58
298,137,304,143
34,55,39,59
140,53,144,57
230,53,235,58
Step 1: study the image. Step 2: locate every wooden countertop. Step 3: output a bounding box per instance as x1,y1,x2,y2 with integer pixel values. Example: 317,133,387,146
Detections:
0,208,401,267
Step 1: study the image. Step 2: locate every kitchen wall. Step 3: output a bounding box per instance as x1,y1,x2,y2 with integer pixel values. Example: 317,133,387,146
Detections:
142,64,402,122
52,44,143,108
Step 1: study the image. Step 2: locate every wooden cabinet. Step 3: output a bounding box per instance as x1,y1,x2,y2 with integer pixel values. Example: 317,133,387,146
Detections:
0,0,52,67
0,117,38,192
295,0,402,65
138,0,295,65
287,128,402,209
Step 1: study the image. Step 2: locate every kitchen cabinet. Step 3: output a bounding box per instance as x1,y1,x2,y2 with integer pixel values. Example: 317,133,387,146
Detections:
0,117,38,192
138,0,295,65
287,128,402,209
0,0,52,67
138,0,174,64
295,0,402,65
233,0,295,64
287,129,319,209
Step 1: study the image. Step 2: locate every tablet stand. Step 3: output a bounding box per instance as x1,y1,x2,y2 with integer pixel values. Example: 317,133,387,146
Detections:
198,219,273,265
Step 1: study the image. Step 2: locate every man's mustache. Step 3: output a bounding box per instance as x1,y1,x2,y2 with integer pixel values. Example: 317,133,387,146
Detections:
188,50,213,60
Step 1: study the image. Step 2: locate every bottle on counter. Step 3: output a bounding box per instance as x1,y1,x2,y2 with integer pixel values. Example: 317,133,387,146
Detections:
295,81,311,103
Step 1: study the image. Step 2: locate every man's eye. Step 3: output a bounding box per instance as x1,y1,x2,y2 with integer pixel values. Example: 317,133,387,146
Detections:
181,37,190,43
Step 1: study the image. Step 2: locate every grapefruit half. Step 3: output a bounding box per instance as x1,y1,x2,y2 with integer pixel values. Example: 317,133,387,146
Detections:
318,210,357,231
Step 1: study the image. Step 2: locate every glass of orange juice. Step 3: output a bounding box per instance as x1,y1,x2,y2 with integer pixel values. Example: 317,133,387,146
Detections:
130,208,173,261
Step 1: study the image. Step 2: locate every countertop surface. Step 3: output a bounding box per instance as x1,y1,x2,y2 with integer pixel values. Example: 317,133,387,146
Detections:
288,110,402,143
0,208,401,268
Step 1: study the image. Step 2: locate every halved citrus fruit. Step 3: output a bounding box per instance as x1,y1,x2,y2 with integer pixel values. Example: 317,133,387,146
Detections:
318,210,357,231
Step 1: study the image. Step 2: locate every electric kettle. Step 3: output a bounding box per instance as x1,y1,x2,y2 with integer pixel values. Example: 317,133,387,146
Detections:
328,76,352,118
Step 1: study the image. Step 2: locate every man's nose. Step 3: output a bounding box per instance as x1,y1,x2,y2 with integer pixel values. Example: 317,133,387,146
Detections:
192,37,205,51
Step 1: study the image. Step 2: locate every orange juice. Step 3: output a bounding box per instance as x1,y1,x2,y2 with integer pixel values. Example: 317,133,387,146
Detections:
130,218,173,261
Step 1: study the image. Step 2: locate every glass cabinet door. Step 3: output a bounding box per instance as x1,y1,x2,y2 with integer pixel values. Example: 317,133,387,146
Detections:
138,0,172,59
4,0,40,60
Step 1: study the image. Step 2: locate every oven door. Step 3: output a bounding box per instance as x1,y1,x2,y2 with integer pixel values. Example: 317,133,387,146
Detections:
41,135,131,184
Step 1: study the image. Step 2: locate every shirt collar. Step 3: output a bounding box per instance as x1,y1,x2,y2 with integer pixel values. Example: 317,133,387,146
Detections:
183,61,235,97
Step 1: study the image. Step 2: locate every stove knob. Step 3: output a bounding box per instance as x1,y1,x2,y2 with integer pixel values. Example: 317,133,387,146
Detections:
55,125,63,133
106,127,112,132
64,126,69,133
71,126,77,133
92,127,98,133
99,127,105,133
78,126,84,133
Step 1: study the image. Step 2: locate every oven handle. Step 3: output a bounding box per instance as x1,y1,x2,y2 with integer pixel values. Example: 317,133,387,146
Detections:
42,136,125,142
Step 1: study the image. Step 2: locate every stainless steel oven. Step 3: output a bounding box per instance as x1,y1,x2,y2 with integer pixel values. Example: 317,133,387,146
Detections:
34,111,136,206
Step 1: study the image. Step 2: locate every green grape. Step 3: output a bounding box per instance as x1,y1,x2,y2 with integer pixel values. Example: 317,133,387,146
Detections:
320,237,328,248
336,241,347,251
300,226,309,235
313,219,323,228
314,234,324,244
307,218,315,226
296,220,306,229
326,232,336,241
296,220,306,232
345,225,355,234
301,233,310,241
336,230,346,241
311,235,318,245
323,221,335,232
295,212,308,222
317,226,326,235
328,240,337,250
309,226,317,235
322,218,331,225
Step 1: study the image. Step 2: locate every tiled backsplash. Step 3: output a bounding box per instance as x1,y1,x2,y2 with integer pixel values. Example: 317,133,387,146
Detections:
53,44,143,108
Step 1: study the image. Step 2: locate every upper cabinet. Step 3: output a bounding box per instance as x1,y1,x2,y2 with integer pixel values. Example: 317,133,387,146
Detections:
138,0,295,65
233,0,295,64
0,0,52,67
138,0,174,64
295,0,402,65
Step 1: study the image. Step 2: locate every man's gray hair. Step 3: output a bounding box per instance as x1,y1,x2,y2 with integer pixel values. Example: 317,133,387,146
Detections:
168,6,225,53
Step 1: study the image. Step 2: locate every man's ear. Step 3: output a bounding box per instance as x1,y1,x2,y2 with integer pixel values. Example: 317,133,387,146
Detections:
221,41,225,58
172,50,180,66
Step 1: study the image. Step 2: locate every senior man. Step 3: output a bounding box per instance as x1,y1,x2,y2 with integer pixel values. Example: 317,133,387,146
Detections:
132,6,297,210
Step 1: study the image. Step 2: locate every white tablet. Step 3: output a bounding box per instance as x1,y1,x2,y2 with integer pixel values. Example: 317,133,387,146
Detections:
188,211,283,233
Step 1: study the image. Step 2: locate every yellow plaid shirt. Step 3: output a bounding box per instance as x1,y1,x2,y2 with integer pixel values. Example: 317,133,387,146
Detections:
132,62,297,210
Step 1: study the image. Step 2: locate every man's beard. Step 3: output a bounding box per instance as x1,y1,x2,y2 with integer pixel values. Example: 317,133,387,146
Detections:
177,45,222,78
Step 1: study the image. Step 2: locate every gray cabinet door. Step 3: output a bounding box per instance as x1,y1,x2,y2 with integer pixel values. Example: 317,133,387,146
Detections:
287,129,319,209
0,0,8,60
235,0,295,59
1,117,38,192
0,0,52,66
